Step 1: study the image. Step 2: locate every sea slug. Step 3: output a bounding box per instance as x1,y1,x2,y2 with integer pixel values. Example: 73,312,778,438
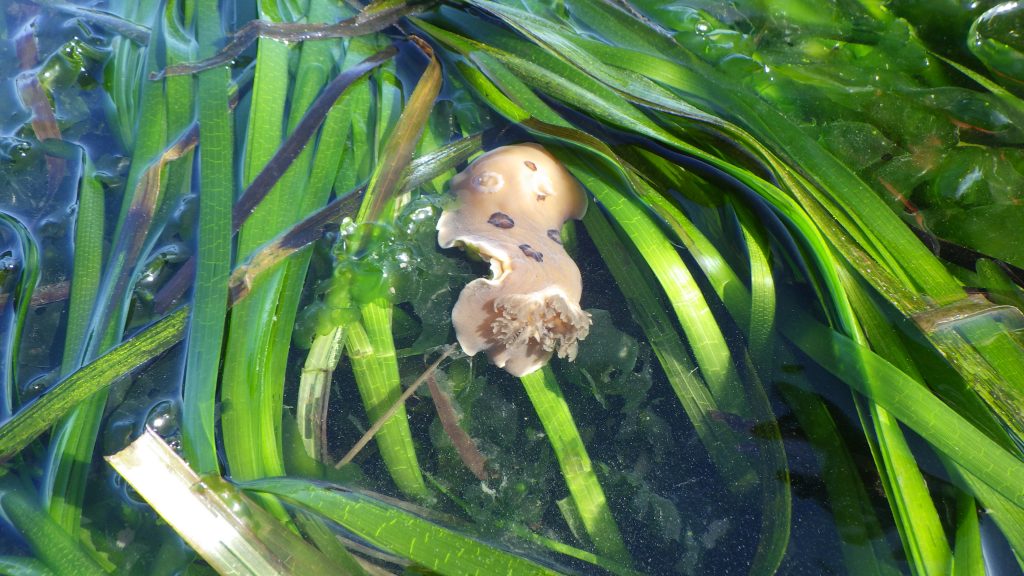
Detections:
437,143,591,376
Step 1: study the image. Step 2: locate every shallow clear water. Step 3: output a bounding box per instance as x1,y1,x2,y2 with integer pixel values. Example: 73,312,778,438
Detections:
2,1,1024,575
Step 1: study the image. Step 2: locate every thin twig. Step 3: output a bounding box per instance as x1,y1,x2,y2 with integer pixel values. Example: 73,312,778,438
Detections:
336,345,455,468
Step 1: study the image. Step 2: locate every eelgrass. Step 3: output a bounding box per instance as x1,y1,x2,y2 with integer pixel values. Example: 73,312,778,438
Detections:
0,212,39,419
0,477,105,576
218,0,299,487
244,476,565,576
5,0,1024,574
180,0,231,476
519,367,628,562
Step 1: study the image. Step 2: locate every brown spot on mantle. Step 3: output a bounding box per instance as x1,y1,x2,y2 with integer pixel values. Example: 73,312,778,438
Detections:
519,244,543,262
487,212,515,229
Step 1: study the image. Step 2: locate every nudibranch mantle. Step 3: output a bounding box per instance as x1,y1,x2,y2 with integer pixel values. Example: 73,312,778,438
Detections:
437,143,591,377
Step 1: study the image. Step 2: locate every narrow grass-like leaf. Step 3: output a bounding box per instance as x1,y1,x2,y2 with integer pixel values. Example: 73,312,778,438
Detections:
220,0,294,485
107,430,342,575
933,53,1024,130
230,46,396,230
344,298,427,497
0,478,105,576
293,512,371,576
356,37,440,224
779,382,900,575
510,526,643,576
55,152,103,428
924,306,1024,446
564,0,964,303
564,159,744,418
229,188,364,303
0,556,55,576
0,213,38,418
338,36,441,497
843,273,952,576
780,310,1024,509
0,308,188,463
951,491,984,575
298,326,346,462
46,19,178,525
244,477,564,575
578,181,757,486
295,41,376,469
262,20,390,469
180,0,233,475
949,465,1024,563
160,0,197,223
732,201,775,372
976,260,1024,311
581,204,744,459
520,367,628,562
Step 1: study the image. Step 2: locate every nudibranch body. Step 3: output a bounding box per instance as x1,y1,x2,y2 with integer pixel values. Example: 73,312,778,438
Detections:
437,143,591,377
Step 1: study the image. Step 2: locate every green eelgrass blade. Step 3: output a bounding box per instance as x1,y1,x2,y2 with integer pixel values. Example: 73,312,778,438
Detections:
976,260,1024,311
0,212,39,418
60,157,107,366
255,2,356,469
933,53,1024,130
338,37,441,497
732,201,776,373
0,556,55,576
298,327,346,462
519,367,629,563
243,477,565,575
268,3,360,469
293,512,371,576
107,430,343,576
180,0,233,475
105,0,156,148
275,24,382,473
951,490,985,575
159,0,197,239
356,37,441,225
779,310,1024,509
0,308,188,463
510,526,643,576
843,273,952,575
562,0,964,304
344,299,426,497
949,464,1024,564
778,381,900,576
219,0,296,486
581,202,792,574
580,204,739,478
588,165,791,575
0,478,105,576
46,2,172,532
577,177,758,484
922,305,1024,447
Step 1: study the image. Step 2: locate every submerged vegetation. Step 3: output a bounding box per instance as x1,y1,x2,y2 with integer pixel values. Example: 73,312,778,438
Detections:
1,0,1024,573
